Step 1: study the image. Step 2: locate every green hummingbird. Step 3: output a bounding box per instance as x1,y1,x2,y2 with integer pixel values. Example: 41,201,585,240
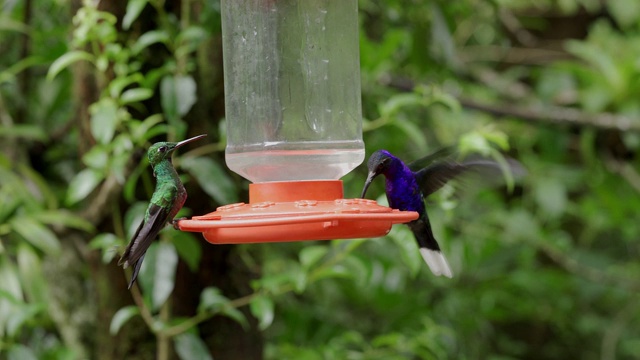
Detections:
119,134,207,289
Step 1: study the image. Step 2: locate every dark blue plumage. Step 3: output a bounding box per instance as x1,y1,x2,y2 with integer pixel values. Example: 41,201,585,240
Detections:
361,148,517,278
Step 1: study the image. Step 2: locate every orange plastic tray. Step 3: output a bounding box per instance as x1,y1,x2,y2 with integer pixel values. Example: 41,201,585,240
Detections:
177,180,417,244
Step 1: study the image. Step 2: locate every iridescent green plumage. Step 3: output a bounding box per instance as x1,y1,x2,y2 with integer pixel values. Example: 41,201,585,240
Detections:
119,134,206,289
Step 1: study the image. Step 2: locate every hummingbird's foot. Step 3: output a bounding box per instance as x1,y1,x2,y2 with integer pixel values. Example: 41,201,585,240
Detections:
171,217,188,230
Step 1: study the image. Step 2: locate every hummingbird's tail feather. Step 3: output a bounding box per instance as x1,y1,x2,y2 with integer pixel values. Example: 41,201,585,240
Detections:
127,254,145,289
408,215,454,278
419,248,453,278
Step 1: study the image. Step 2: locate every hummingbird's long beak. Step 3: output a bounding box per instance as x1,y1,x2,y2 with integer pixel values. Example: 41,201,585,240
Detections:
174,134,207,150
361,171,377,198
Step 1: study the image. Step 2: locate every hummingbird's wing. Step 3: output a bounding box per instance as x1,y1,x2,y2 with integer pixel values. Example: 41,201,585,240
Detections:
416,158,515,197
407,147,456,172
120,203,172,268
119,181,179,269
415,157,524,197
413,160,474,197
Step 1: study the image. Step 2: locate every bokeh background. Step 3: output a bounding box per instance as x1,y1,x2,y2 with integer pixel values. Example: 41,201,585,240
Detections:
1,0,639,359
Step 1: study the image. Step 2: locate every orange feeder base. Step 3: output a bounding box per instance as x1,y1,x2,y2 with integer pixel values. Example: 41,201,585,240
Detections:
177,180,418,244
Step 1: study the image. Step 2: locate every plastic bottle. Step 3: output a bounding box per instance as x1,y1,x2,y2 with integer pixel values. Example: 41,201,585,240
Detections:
221,0,364,183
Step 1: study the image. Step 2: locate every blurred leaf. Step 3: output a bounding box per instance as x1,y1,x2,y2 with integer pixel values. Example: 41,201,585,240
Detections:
0,15,29,33
198,287,229,313
607,0,640,29
132,114,165,143
309,265,350,283
0,125,47,141
66,168,104,205
108,73,143,98
459,133,487,155
293,269,308,293
10,217,61,255
502,209,542,243
123,0,149,30
82,145,109,170
388,226,421,277
123,161,149,203
7,344,38,360
417,85,461,112
132,30,170,54
176,26,209,45
332,238,366,254
220,306,249,330
89,98,120,144
459,130,508,156
359,28,410,72
181,157,238,205
47,50,94,81
393,119,428,153
161,75,197,122
34,210,95,233
175,26,209,57
482,130,509,151
252,272,294,294
124,202,147,240
299,245,328,270
152,242,178,309
198,287,248,329
110,135,134,183
0,259,23,304
341,254,370,286
171,231,202,272
250,295,275,330
565,40,622,95
174,333,213,360
7,303,43,337
89,233,121,264
110,306,140,335
137,241,178,310
16,243,47,303
534,177,567,218
379,93,423,118
429,3,457,66
17,162,59,209
120,88,153,104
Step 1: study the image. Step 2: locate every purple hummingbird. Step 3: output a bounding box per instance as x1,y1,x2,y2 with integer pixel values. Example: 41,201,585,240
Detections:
361,148,518,278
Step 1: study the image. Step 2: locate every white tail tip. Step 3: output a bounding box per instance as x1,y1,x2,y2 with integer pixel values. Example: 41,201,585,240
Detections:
419,248,453,278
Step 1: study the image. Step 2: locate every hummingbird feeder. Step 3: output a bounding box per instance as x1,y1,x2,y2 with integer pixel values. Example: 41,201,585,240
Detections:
177,0,417,243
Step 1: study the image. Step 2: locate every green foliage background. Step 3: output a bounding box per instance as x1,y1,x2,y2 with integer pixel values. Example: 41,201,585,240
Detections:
1,0,640,359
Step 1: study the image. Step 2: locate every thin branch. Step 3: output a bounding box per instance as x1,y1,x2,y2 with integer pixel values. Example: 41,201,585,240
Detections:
600,297,639,360
498,9,538,47
381,76,640,132
538,242,640,292
604,156,640,193
459,45,570,65
157,300,171,360
159,292,258,338
80,155,138,226
80,174,122,225
459,97,640,132
130,283,157,331
469,67,532,100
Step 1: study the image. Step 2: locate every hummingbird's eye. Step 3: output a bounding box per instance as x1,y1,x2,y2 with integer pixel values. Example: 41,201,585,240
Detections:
158,146,168,153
